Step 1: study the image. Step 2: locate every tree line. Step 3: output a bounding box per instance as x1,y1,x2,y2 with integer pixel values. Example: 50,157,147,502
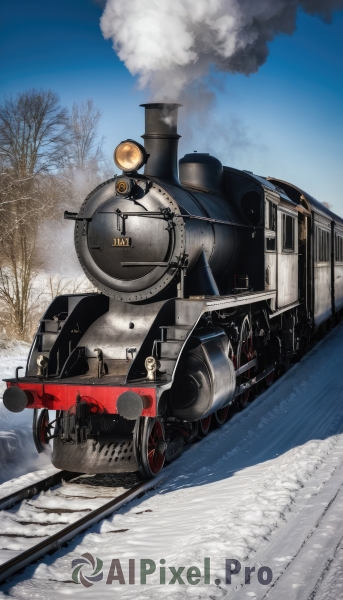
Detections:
0,89,111,342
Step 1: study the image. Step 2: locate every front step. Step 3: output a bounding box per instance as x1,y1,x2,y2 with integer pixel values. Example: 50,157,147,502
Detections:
159,340,184,359
156,325,192,378
160,325,191,341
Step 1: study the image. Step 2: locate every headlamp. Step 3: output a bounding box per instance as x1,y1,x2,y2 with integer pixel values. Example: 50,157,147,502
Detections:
113,140,146,172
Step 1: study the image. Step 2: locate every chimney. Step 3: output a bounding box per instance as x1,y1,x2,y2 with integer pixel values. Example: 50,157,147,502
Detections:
140,103,181,184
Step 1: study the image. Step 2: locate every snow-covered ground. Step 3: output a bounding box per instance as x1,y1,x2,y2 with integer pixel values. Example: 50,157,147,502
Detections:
1,324,343,598
0,341,51,485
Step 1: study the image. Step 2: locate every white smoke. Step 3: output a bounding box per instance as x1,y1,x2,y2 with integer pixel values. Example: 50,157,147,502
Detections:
100,0,343,100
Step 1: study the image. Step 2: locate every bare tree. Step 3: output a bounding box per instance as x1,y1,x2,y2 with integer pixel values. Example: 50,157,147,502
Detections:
69,99,104,170
0,89,69,176
37,100,112,290
45,275,96,300
0,89,69,340
0,92,109,341
0,167,64,339
58,99,110,213
0,249,41,341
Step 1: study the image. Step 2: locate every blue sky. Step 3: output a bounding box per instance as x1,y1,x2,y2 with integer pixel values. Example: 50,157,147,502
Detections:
1,0,342,212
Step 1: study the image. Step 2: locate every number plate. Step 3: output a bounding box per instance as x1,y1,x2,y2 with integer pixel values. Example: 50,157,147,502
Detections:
112,237,131,247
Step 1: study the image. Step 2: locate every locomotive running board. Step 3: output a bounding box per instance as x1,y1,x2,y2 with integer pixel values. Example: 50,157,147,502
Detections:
147,290,278,392
192,289,275,310
176,290,276,326
269,301,300,318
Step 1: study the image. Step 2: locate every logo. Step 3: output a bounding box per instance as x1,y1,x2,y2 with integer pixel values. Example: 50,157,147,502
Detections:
70,555,273,588
71,553,104,587
112,237,131,247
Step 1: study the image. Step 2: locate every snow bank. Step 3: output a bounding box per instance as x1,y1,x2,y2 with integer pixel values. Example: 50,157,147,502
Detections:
0,341,51,485
0,339,30,394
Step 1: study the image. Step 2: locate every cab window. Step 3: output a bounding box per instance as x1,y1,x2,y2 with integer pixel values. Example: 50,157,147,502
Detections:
283,214,294,251
316,227,330,263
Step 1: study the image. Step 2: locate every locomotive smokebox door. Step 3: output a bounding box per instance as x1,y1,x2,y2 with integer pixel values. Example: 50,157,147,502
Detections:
87,197,172,281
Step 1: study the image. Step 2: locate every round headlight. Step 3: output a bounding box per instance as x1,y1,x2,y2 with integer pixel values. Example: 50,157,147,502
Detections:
113,140,146,172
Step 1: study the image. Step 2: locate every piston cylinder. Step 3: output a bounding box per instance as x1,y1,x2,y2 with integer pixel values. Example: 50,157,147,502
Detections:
170,328,235,421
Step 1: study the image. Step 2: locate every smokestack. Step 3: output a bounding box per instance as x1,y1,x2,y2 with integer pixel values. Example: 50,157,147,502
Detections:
140,103,181,184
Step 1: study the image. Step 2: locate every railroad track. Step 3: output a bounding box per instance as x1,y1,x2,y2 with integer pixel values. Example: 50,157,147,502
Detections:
0,469,166,585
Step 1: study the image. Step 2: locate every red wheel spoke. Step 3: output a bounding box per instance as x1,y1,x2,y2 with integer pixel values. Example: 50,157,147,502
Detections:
198,415,212,437
215,406,230,426
141,419,166,477
238,316,255,408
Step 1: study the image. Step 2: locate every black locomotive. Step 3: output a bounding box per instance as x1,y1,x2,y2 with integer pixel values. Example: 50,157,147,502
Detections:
4,103,343,478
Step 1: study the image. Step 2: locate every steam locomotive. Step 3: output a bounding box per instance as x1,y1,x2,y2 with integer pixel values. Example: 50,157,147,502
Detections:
4,103,343,478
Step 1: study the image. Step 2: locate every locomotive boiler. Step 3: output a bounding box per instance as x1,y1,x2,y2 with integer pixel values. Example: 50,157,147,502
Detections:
73,103,239,302
4,103,343,478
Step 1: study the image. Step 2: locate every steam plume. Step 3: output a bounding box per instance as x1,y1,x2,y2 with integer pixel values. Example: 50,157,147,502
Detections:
100,0,343,100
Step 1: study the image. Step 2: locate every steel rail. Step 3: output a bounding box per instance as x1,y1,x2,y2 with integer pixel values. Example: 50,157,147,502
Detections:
0,472,166,586
0,471,82,512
